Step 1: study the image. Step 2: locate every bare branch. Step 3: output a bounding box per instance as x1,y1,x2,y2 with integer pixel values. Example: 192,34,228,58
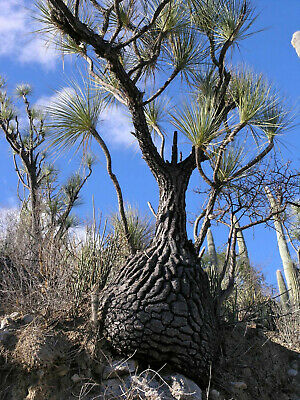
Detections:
91,127,135,254
147,201,157,218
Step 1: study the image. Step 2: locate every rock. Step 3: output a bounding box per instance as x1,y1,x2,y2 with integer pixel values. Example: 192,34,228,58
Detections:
101,377,131,398
163,373,202,400
100,363,202,400
71,374,82,383
22,314,34,325
102,358,137,379
0,316,12,330
243,367,252,379
231,381,247,390
130,373,173,400
210,389,220,399
291,31,300,57
9,312,20,320
288,369,298,378
101,370,174,399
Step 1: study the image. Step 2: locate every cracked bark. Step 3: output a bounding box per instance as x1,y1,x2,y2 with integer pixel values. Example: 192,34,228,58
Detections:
98,159,219,387
46,1,220,384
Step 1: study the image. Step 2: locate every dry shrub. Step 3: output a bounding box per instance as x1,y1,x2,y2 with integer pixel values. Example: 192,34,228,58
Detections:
221,265,276,329
14,323,71,369
272,304,300,351
0,210,79,316
0,210,118,318
0,207,152,320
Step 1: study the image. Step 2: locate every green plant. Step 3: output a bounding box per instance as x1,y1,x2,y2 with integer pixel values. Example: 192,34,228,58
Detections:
32,0,296,384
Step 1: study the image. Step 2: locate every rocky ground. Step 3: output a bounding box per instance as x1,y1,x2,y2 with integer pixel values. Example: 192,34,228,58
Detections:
0,311,299,400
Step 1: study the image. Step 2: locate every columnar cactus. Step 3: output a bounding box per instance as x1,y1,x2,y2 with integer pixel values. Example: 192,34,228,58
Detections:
266,187,300,307
207,228,219,274
234,216,250,273
276,269,289,308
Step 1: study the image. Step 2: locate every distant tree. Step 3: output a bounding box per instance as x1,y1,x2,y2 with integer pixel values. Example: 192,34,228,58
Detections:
0,79,93,267
34,0,296,385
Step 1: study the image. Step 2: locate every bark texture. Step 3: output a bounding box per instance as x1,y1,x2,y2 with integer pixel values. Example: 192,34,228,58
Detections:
98,164,219,386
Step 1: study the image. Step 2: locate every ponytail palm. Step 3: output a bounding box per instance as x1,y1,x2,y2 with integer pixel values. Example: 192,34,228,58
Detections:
47,80,134,254
46,81,103,153
34,0,296,386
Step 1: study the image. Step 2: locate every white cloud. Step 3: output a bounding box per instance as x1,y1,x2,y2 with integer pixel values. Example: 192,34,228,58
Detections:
35,87,76,110
37,90,137,149
69,226,87,244
0,0,57,68
0,207,19,237
100,106,137,148
291,31,300,58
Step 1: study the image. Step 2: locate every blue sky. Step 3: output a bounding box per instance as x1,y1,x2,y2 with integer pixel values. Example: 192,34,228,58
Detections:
0,0,299,287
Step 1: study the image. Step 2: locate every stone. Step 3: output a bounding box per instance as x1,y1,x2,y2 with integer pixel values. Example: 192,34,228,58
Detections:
288,369,298,377
130,373,173,400
101,377,131,398
22,314,34,325
0,317,12,330
102,358,137,379
71,374,82,383
291,31,300,57
163,373,202,399
231,381,247,390
9,312,20,320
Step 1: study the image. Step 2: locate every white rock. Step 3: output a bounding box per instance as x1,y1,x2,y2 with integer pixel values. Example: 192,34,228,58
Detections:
163,373,202,400
71,374,82,383
0,317,12,330
231,381,247,390
130,373,173,400
291,31,300,57
9,312,20,320
102,358,137,379
287,368,298,377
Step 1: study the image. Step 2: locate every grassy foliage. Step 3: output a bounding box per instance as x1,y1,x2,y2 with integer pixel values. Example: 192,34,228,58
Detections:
0,204,154,318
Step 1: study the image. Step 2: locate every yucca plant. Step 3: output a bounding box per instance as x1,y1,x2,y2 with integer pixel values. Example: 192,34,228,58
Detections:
33,0,296,384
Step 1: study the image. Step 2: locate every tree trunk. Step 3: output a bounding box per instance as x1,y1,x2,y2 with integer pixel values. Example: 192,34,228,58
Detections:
98,164,219,386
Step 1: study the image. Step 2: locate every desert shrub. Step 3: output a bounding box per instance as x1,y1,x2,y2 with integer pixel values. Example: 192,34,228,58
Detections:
0,204,155,319
71,219,121,306
0,209,79,316
272,303,300,350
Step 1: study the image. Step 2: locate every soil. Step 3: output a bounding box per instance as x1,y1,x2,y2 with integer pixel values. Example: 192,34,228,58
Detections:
0,314,299,400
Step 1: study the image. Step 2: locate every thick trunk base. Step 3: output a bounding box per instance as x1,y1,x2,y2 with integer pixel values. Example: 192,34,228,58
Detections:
98,239,219,387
